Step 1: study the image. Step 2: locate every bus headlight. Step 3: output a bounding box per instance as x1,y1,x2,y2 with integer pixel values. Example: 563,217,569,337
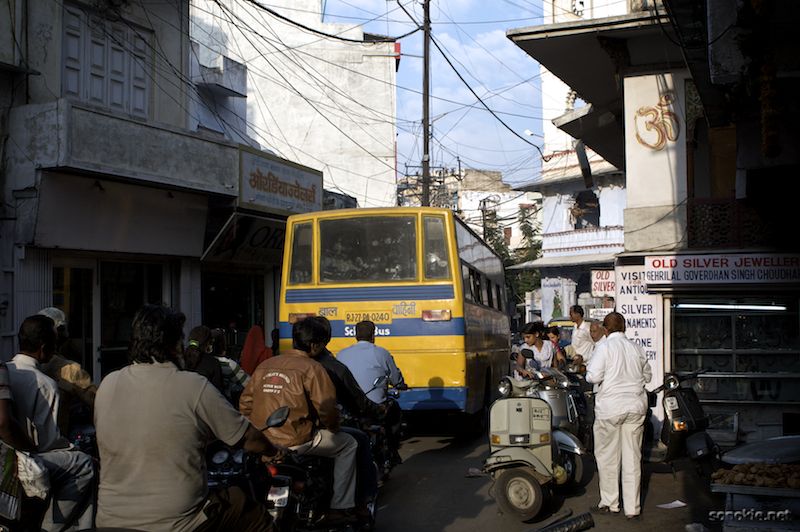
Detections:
498,377,512,398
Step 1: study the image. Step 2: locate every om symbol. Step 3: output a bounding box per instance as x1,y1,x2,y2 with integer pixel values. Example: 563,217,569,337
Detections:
634,92,680,151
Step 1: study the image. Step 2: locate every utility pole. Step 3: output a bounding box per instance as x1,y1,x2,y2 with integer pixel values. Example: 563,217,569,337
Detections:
421,0,431,206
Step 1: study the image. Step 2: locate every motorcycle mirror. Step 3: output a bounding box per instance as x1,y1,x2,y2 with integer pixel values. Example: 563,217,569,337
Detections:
372,375,389,388
266,406,290,429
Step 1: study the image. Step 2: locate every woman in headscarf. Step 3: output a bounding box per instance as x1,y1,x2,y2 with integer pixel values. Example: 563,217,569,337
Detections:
239,325,273,375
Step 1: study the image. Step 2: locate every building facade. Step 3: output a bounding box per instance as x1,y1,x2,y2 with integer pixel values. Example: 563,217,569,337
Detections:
0,0,323,378
191,0,399,208
510,0,800,442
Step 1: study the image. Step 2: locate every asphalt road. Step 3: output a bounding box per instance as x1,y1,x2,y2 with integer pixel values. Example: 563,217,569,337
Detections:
375,414,723,532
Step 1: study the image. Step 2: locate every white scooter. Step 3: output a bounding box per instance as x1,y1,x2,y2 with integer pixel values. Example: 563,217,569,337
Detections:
484,376,568,521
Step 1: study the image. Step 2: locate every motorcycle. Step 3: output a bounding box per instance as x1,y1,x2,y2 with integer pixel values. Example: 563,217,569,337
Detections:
341,376,404,483
484,376,566,522
644,369,718,477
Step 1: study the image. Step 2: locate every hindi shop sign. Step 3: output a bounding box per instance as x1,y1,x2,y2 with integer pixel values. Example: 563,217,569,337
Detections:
239,148,323,215
644,254,800,286
591,269,616,297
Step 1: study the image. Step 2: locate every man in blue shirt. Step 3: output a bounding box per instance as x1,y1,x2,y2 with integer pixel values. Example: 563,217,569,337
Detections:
337,321,405,466
337,321,405,404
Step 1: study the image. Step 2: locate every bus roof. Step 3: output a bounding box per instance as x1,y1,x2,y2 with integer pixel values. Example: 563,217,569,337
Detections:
286,206,455,223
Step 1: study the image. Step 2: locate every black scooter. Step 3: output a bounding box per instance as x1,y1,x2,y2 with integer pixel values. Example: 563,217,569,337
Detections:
644,369,718,477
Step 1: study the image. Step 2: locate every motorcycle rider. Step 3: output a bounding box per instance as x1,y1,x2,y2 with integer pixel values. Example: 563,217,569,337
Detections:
95,305,277,532
37,307,97,436
7,315,96,531
337,321,405,465
310,316,381,523
586,311,652,521
240,317,359,526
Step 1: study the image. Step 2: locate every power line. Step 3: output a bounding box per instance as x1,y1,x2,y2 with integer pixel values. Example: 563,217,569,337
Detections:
242,0,421,43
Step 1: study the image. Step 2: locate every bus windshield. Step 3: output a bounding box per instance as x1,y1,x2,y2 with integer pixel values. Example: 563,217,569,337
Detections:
319,216,417,282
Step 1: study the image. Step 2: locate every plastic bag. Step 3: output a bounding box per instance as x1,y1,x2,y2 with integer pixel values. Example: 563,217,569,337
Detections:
15,450,49,499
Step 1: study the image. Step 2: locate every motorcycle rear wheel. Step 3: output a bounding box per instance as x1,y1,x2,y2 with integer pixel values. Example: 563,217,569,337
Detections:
494,467,546,521
562,452,591,488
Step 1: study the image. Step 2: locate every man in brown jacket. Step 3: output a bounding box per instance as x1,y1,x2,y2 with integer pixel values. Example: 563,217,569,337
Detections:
240,318,358,522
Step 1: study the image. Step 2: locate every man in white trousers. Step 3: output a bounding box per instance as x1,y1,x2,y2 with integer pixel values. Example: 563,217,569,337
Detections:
586,312,652,520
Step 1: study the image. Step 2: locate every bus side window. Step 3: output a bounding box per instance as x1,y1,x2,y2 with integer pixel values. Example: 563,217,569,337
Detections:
289,222,312,284
462,264,472,301
471,269,483,305
486,277,494,308
423,216,450,279
495,283,504,312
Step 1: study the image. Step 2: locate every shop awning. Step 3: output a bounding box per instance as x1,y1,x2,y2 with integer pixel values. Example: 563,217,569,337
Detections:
34,173,207,257
202,212,285,265
508,253,618,270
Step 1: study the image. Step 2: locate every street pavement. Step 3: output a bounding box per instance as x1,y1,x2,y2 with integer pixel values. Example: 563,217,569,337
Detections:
376,415,723,531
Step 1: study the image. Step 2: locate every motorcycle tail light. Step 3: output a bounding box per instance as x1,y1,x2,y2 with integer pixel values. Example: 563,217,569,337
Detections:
422,309,451,321
267,464,279,477
673,419,688,431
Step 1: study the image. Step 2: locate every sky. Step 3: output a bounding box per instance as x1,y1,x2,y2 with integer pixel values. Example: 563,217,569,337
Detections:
320,0,546,187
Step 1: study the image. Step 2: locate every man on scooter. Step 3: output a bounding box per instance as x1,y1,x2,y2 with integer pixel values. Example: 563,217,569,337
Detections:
337,321,406,466
95,305,278,532
310,316,381,525
240,318,359,526
586,312,652,521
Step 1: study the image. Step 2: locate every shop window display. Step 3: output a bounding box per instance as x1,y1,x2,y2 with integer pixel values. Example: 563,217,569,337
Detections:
672,298,800,403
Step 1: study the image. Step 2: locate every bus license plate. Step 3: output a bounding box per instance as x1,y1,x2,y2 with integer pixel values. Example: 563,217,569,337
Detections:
345,311,392,324
267,486,289,508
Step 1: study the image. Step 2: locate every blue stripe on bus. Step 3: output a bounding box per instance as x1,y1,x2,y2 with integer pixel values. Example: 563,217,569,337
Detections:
395,387,467,411
285,285,455,303
279,317,466,339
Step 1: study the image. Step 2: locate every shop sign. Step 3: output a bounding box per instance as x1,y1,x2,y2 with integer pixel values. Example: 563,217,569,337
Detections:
589,307,613,320
239,148,323,215
591,270,615,297
615,264,664,428
202,214,285,265
644,254,800,286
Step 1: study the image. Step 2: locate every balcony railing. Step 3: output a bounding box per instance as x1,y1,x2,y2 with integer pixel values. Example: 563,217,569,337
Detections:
687,198,770,249
542,225,624,256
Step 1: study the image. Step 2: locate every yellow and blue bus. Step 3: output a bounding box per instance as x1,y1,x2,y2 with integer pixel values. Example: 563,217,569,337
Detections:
279,207,510,414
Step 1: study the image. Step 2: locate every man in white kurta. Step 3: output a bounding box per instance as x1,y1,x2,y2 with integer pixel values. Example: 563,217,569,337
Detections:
586,312,651,519
569,305,595,363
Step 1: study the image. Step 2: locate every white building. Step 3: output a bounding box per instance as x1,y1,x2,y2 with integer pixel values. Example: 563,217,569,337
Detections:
191,0,399,207
0,0,325,376
509,0,631,324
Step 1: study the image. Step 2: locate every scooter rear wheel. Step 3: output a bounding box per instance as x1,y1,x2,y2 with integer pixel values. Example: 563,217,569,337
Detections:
494,467,546,521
